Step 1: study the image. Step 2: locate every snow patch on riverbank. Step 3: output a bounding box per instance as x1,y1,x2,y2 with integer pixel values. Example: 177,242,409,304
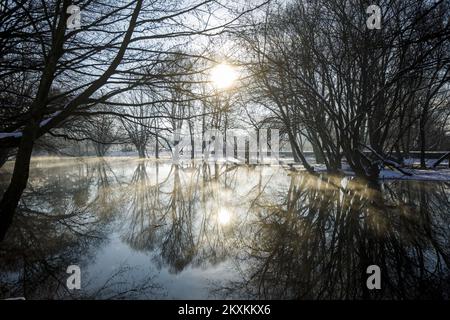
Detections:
379,169,450,181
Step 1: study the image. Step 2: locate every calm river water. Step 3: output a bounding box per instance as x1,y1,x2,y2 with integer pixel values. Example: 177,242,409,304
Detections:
0,157,449,299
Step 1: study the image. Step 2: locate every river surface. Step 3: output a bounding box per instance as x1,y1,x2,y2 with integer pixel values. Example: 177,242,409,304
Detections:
0,157,449,299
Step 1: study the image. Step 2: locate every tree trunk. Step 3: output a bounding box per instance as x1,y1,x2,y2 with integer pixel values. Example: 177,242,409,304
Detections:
286,129,314,172
394,143,404,165
155,135,159,159
431,151,450,169
189,120,195,159
419,126,427,169
94,143,107,157
311,140,325,164
201,104,206,155
0,147,12,168
419,105,429,169
138,145,146,158
288,139,300,163
0,123,37,241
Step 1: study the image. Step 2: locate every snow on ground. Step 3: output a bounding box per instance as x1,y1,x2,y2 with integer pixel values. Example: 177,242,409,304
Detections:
284,156,450,182
379,168,450,181
0,132,22,139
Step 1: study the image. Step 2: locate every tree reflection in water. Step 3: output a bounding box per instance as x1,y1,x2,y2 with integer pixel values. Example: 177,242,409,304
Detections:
122,161,239,273
214,174,450,299
0,158,162,299
1,157,449,299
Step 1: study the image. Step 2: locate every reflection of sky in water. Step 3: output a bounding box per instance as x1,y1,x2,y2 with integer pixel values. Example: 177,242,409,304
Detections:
0,157,449,299
85,233,235,299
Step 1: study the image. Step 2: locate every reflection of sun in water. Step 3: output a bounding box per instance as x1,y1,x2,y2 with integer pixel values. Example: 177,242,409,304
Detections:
218,207,231,225
210,63,238,89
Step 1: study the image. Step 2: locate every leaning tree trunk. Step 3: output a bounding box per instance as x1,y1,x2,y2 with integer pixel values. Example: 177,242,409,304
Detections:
288,138,300,163
431,152,450,169
0,147,12,168
0,123,37,241
286,129,314,173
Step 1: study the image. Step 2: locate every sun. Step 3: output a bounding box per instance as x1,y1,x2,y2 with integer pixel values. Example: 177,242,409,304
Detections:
210,63,238,89
217,207,232,225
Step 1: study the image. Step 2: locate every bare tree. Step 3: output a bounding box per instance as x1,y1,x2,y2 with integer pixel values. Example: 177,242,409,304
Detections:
0,0,269,240
235,0,450,177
